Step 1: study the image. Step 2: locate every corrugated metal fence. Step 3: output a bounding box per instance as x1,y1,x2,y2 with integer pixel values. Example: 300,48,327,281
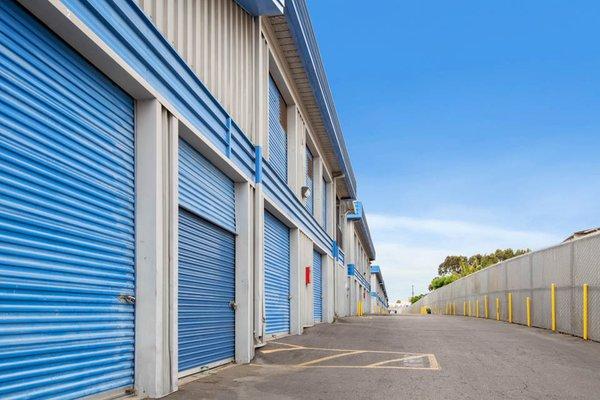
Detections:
408,233,600,341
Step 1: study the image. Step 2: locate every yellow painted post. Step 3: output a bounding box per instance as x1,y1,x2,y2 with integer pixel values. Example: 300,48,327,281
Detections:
551,283,556,332
453,302,456,315
526,297,531,327
583,284,589,340
468,301,471,317
476,299,480,318
463,301,466,316
496,297,500,321
508,293,513,323
484,295,489,319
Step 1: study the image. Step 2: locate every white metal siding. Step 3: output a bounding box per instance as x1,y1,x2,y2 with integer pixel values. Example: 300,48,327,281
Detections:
137,0,257,140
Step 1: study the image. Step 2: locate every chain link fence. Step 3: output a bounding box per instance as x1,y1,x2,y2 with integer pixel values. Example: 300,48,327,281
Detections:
407,233,600,341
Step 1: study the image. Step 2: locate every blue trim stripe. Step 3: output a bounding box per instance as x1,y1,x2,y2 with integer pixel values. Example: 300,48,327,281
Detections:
255,146,262,184
226,117,232,158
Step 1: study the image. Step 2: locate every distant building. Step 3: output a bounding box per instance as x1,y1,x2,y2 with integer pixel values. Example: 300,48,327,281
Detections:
369,265,389,314
390,300,412,314
563,227,600,242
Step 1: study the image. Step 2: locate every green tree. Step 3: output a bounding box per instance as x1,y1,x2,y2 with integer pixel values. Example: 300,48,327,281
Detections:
429,248,530,291
437,255,467,276
409,293,425,304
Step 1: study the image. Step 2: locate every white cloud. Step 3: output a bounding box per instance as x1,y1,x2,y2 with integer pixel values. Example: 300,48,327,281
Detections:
369,213,561,303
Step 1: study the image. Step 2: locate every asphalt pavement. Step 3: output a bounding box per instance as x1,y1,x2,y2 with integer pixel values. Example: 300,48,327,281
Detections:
164,314,600,400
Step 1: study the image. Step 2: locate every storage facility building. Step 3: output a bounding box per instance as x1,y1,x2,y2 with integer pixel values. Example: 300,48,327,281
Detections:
370,265,390,314
0,0,389,398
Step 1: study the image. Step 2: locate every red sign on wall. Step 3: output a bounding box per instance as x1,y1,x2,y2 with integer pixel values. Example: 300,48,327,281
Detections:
305,266,311,285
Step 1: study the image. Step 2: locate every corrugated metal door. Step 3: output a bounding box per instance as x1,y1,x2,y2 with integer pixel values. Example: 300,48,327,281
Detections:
268,77,288,183
264,211,290,335
178,139,236,374
313,251,323,323
0,2,136,399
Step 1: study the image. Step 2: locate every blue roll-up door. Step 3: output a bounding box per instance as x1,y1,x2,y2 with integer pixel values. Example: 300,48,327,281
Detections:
0,2,135,399
268,77,288,183
178,139,236,374
313,250,323,323
264,211,290,335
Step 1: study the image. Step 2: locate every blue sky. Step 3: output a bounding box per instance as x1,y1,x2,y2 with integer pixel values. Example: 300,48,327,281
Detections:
307,0,600,301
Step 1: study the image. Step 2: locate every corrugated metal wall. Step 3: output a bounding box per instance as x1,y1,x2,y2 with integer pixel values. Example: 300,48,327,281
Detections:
137,0,257,140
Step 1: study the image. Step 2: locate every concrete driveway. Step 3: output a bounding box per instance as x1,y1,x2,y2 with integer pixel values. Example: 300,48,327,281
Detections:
165,315,600,399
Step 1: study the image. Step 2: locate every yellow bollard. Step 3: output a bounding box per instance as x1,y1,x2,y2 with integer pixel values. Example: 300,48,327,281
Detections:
496,297,500,321
463,301,467,316
551,283,556,331
508,293,513,323
484,295,489,319
583,284,589,340
476,299,480,318
468,301,471,317
526,297,531,327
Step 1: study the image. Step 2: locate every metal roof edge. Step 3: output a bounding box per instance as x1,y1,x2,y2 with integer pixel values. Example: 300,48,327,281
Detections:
235,0,284,16
285,0,357,198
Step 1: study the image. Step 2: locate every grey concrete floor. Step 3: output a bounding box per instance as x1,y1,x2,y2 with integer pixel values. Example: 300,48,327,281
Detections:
165,315,600,400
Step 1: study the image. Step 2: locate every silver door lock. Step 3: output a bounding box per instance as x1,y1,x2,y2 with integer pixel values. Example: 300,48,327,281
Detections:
118,295,136,304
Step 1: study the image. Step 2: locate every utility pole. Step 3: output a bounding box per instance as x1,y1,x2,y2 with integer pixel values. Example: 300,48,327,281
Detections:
411,284,414,298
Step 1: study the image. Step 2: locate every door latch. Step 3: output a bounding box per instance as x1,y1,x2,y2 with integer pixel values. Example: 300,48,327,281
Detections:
118,295,136,304
229,300,237,310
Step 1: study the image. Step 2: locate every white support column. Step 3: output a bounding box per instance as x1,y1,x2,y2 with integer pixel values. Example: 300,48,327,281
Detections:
329,178,337,239
253,185,265,344
323,255,335,323
235,182,254,363
134,100,177,398
290,228,303,335
314,159,324,226
287,105,301,196
254,21,267,346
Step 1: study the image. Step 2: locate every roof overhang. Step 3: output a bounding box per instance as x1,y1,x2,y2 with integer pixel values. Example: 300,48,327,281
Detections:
285,0,357,198
235,0,284,16
370,265,388,300
352,203,376,260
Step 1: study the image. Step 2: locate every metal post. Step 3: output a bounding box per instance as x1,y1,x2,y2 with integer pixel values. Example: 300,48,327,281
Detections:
526,297,531,327
496,297,500,321
508,293,513,323
551,283,557,332
583,284,589,340
484,295,488,319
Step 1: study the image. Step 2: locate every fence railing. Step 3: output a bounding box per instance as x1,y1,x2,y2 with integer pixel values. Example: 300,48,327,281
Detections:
408,232,600,341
